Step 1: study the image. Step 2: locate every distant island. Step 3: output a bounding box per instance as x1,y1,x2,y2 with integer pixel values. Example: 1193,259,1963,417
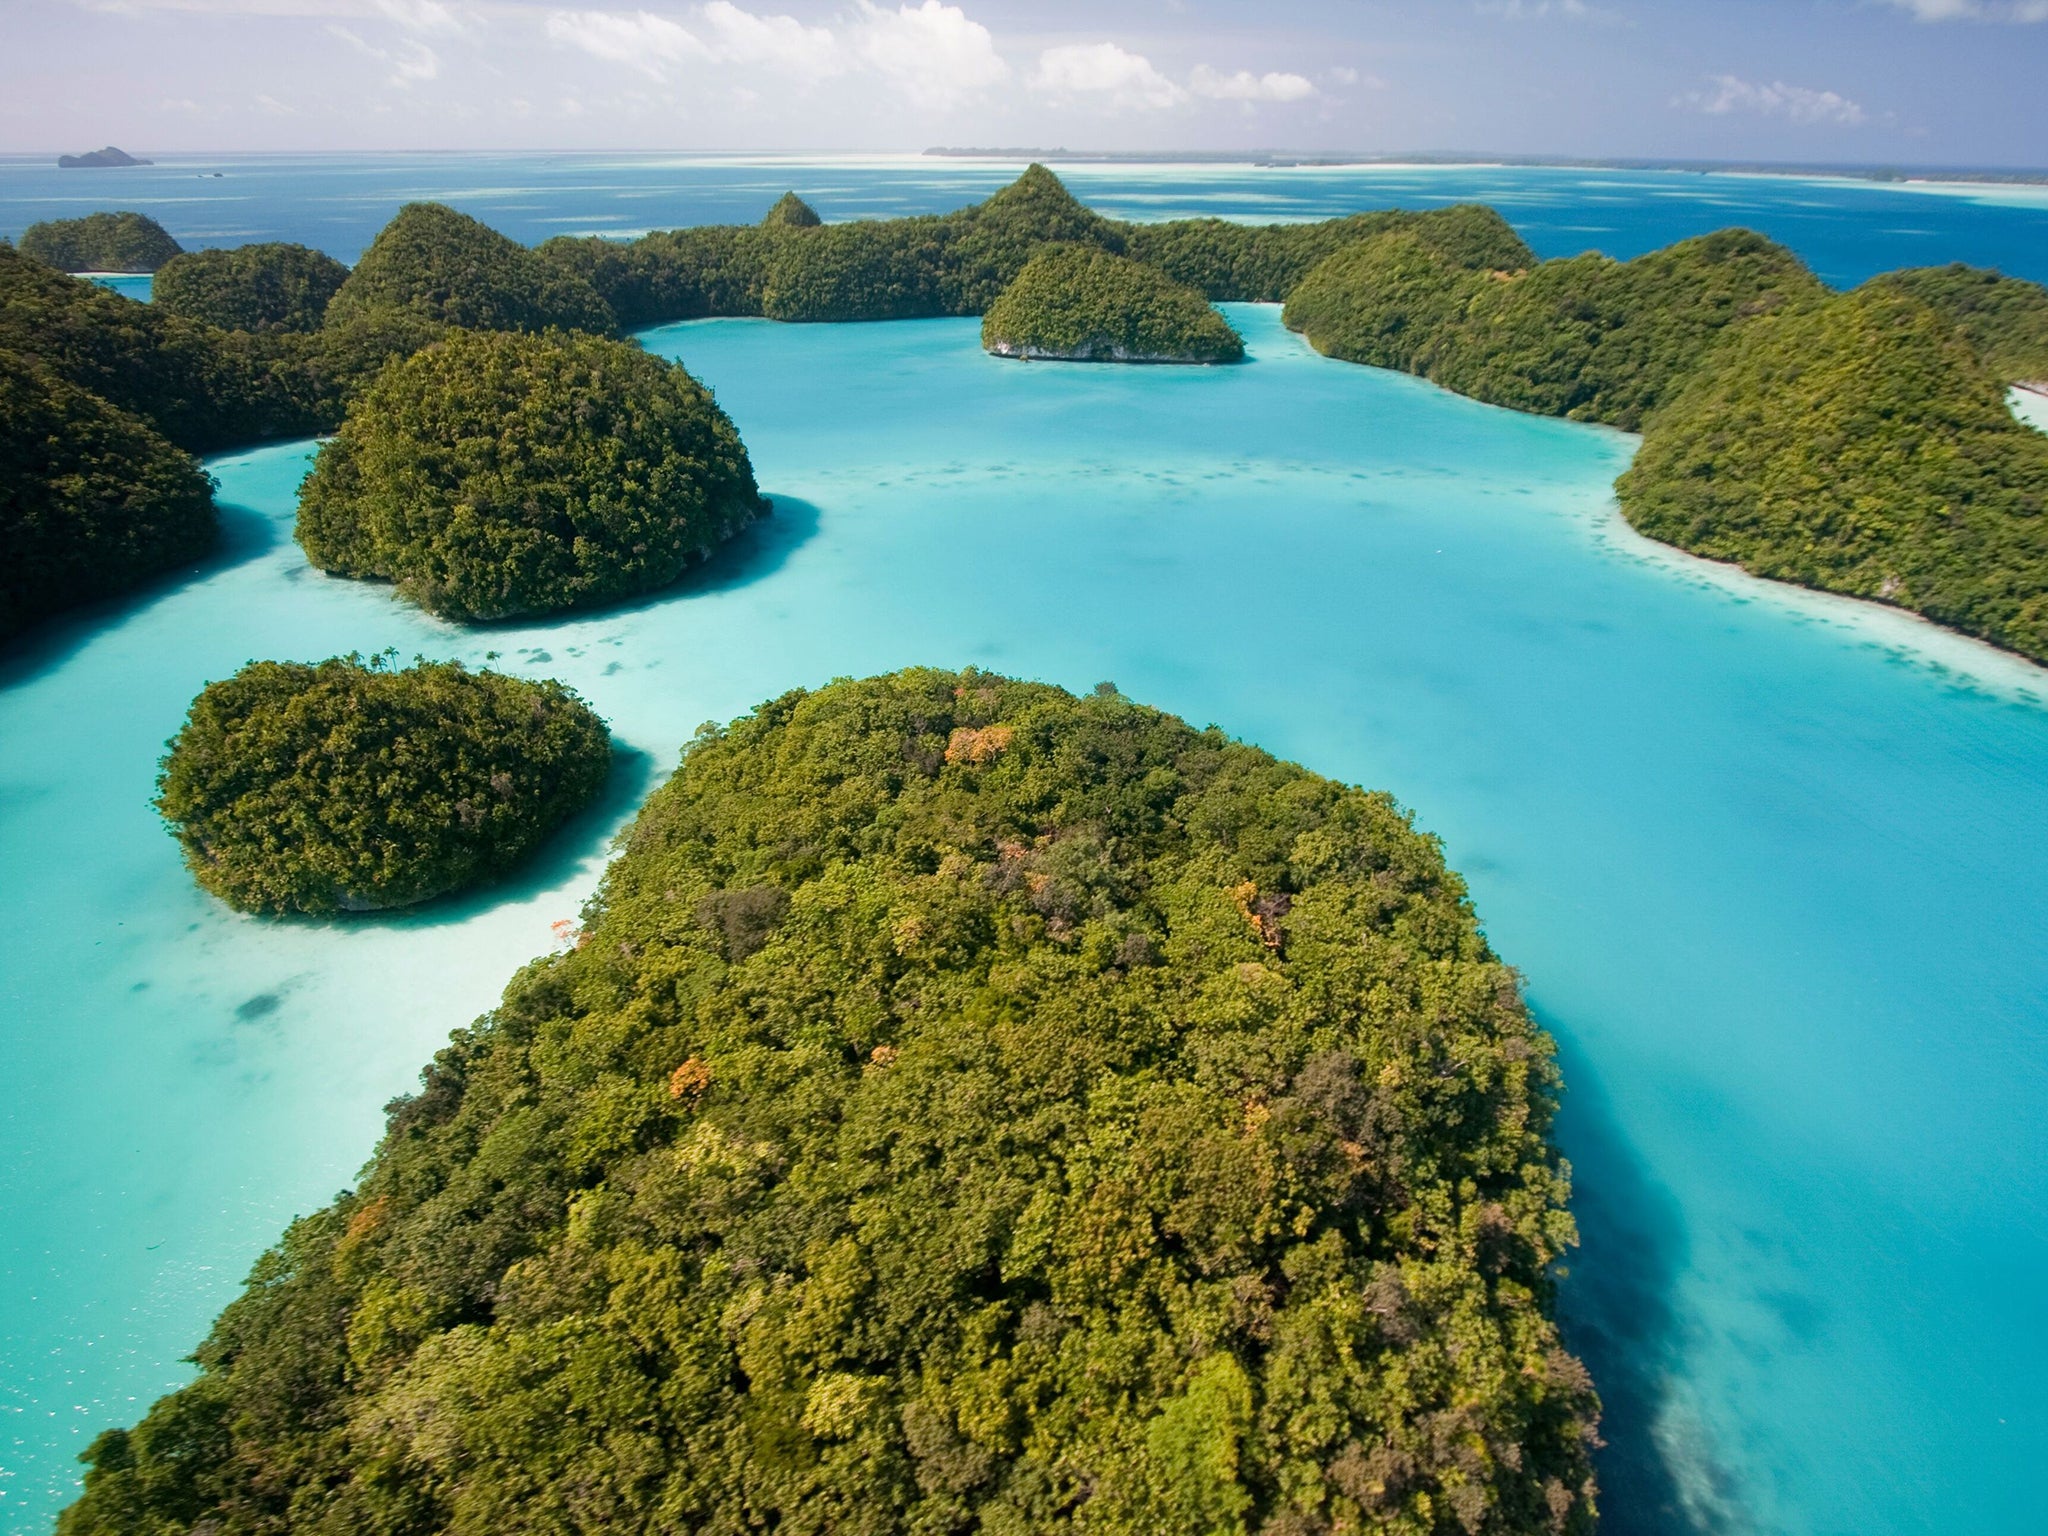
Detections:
18,210,180,271
57,146,151,168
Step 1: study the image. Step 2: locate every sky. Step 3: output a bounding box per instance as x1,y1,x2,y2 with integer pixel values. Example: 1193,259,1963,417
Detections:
0,0,2043,166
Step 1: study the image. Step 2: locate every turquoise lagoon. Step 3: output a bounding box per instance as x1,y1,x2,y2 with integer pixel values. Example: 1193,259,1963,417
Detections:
5,305,2048,1535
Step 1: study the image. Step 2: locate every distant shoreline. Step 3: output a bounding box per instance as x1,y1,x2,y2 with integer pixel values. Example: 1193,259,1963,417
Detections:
924,148,2048,187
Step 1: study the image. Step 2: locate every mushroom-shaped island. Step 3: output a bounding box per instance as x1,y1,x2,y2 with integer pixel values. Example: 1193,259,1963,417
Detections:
981,244,1245,365
295,327,769,621
156,655,612,915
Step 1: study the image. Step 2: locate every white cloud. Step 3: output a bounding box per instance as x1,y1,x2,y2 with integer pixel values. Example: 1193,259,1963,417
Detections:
1188,64,1315,102
371,0,464,34
1030,41,1185,110
545,9,708,79
391,37,440,82
253,92,296,112
701,1,842,81
1676,74,1867,126
852,1,1009,109
1479,0,1591,16
1879,0,2048,18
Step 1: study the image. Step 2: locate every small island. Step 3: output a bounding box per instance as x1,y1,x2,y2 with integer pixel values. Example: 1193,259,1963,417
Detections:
58,146,151,168
17,210,181,272
982,244,1245,363
79,668,1598,1533
295,327,770,621
155,654,611,915
326,200,614,335
152,241,350,333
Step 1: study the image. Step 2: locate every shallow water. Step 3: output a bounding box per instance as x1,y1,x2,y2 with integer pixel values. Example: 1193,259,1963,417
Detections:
6,301,2048,1532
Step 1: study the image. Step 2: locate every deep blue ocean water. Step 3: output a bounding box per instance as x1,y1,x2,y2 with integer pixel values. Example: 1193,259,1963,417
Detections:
4,157,2048,1535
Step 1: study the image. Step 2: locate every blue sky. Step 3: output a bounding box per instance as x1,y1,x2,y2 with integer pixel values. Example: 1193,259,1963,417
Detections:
1,0,2042,165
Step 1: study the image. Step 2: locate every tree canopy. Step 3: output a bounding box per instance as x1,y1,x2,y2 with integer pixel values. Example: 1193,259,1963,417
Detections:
1617,283,2048,661
1284,227,1822,431
19,210,182,272
295,327,768,621
983,245,1244,364
155,654,612,915
1866,262,2048,385
763,192,823,229
154,242,351,333
327,203,616,336
71,668,1598,1536
0,348,215,640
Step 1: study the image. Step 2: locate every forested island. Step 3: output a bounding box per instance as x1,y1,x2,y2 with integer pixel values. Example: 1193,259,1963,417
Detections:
297,328,768,621
70,669,1599,1534
7,162,2048,662
58,146,151,168
19,210,181,272
156,655,611,914
154,242,349,333
982,245,1244,363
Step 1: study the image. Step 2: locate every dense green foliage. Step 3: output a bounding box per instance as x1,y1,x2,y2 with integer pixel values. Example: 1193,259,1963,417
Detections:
155,655,611,915
0,349,215,639
154,242,351,333
983,246,1244,363
327,203,615,336
0,242,419,455
1617,284,2048,661
538,168,1533,332
1866,263,2048,384
297,328,767,621
1285,228,1822,430
763,192,823,229
18,210,181,272
71,669,1598,1535
1127,205,1534,304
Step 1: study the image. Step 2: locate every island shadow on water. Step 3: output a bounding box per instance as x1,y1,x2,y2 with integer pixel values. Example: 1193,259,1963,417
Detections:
1546,1026,1745,1536
0,491,285,689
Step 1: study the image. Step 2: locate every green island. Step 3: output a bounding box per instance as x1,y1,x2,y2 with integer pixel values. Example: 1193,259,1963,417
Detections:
154,242,351,333
155,654,611,915
8,163,2048,664
296,327,768,621
982,245,1244,364
19,210,182,272
326,201,616,336
1282,222,2048,659
72,668,1598,1534
0,348,214,641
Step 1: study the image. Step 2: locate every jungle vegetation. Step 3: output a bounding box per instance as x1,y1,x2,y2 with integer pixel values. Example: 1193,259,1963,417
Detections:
532,166,1528,331
295,328,768,621
1283,223,2048,661
0,348,215,641
1866,262,2048,384
1616,283,2048,661
18,210,182,271
983,245,1244,363
327,202,616,336
154,242,351,333
155,654,612,915
11,166,2048,663
1283,227,1824,431
762,191,823,229
71,668,1600,1535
